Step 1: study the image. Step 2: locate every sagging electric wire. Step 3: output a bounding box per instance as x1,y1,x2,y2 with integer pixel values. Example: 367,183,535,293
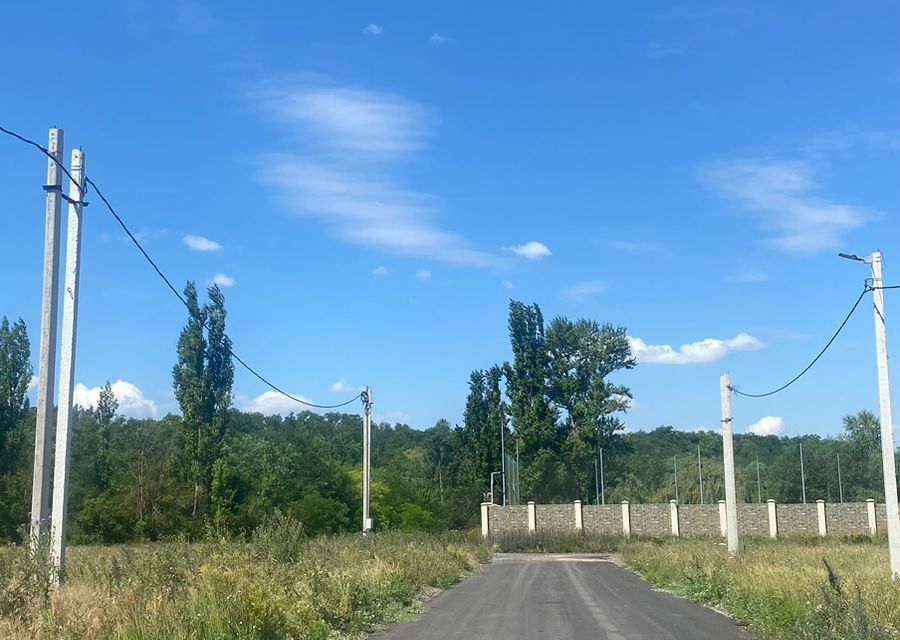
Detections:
2,125,360,411
729,284,872,399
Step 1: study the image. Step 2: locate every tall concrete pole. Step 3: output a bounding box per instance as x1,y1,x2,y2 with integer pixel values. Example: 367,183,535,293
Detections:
30,128,64,549
720,372,739,554
756,456,762,504
600,447,605,505
800,442,807,504
698,444,704,505
673,457,679,503
361,386,372,533
500,410,507,506
594,458,600,506
837,453,844,504
871,251,900,578
50,148,86,584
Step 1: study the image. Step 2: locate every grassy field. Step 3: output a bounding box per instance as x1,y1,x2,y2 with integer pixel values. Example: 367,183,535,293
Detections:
0,517,490,640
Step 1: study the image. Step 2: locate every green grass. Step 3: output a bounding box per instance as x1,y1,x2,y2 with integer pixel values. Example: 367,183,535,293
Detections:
0,518,491,640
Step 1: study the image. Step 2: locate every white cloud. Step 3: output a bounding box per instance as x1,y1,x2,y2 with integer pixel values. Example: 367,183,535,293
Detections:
330,379,362,393
73,380,158,419
372,266,390,276
606,240,663,253
254,85,431,157
175,1,219,33
628,332,763,365
253,84,495,267
563,281,607,300
363,23,383,35
416,269,432,280
375,410,412,424
183,235,222,252
504,241,552,260
237,391,315,416
646,42,683,57
703,160,867,253
429,33,455,44
501,280,514,289
748,415,784,436
211,273,236,287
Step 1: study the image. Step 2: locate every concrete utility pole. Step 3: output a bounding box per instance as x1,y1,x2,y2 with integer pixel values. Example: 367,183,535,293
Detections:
673,457,679,503
799,442,807,504
361,386,373,533
756,456,762,504
870,251,900,578
500,410,507,506
489,471,503,504
31,128,64,549
50,148,86,584
837,453,844,504
697,445,704,505
600,448,605,505
720,372,739,554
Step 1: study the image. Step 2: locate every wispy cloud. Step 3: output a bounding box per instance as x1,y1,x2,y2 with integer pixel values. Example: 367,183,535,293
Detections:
237,391,314,415
375,410,413,425
629,332,763,365
655,6,750,21
501,280,514,290
429,33,455,45
183,235,222,252
646,42,683,58
416,269,432,280
748,415,784,435
253,83,494,267
211,273,236,287
74,380,158,419
330,379,363,393
504,241,552,260
703,160,867,253
372,266,390,276
255,85,431,157
363,23,383,36
724,268,768,284
563,281,607,300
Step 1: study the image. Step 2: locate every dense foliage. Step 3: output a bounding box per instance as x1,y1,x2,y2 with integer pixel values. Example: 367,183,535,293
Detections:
0,295,893,544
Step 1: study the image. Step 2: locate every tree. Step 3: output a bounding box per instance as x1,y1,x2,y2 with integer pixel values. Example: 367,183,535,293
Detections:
95,381,118,490
505,301,556,462
172,282,234,518
0,317,32,459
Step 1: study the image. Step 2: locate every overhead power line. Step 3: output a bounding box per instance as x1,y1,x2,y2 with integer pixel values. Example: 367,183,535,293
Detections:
2,125,361,411
730,284,871,399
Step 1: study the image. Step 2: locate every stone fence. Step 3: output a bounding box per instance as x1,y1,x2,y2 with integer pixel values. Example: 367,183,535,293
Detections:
480,499,883,539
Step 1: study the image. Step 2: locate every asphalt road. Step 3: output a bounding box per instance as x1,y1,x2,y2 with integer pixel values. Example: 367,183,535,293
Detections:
373,553,749,640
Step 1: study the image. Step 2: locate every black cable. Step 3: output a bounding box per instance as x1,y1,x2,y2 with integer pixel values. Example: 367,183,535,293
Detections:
730,285,871,398
2,125,361,411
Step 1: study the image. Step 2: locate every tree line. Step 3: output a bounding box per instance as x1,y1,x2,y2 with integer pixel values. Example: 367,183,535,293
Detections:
0,295,893,543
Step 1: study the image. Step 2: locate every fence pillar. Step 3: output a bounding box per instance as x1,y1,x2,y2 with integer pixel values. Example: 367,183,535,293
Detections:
574,499,583,532
718,500,727,538
816,499,827,537
621,501,631,538
480,502,490,538
767,499,778,539
867,498,877,536
527,501,537,533
669,499,680,537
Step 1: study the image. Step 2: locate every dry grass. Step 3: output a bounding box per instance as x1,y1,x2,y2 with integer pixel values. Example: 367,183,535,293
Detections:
0,520,490,640
622,536,899,639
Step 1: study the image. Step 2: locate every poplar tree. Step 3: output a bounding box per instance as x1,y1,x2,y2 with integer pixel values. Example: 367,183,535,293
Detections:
0,317,32,459
173,283,234,518
95,381,118,490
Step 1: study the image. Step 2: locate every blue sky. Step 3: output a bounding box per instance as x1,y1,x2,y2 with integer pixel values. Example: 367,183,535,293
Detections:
2,2,899,438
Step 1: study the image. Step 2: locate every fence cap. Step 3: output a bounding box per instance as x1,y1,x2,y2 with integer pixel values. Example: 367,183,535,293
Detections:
669,499,678,504
527,501,536,506
816,499,825,504
866,498,876,503
480,502,492,506
767,498,776,503
718,499,726,504
621,500,630,505
574,499,582,504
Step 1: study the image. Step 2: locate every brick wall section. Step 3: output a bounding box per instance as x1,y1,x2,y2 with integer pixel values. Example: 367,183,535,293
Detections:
737,504,769,536
678,505,720,537
629,504,671,537
877,504,887,532
488,505,528,532
582,505,621,535
776,504,818,535
535,504,575,530
825,503,869,535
